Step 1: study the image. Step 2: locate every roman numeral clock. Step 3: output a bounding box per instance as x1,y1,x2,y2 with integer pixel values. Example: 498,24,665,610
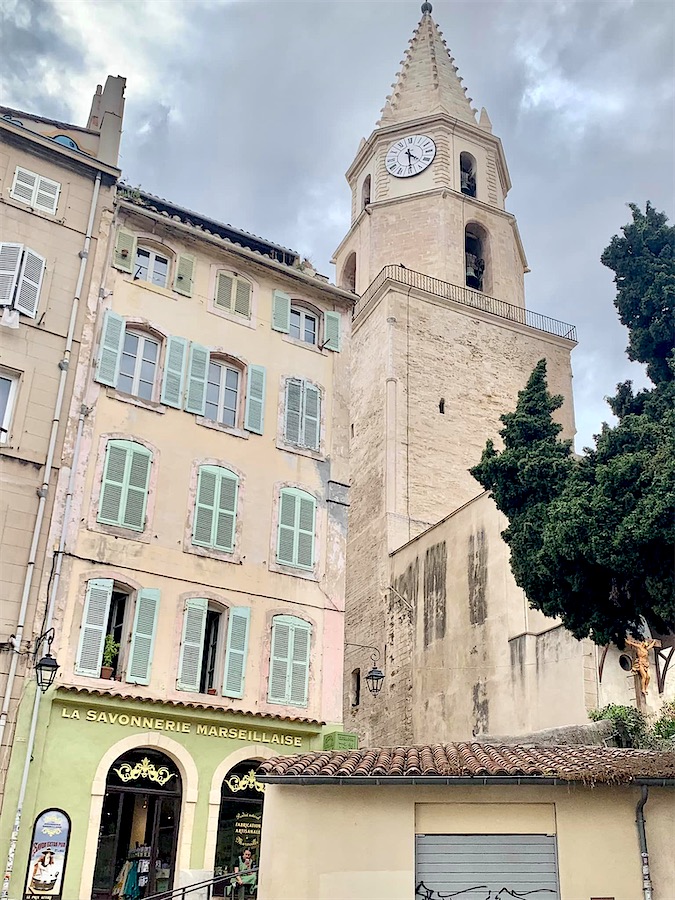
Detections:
385,134,436,178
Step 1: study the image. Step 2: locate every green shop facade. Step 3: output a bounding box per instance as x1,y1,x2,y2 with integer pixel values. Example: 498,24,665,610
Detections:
2,686,349,900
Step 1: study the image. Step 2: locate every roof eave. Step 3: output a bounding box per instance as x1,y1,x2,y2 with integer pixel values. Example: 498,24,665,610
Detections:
0,119,120,179
258,775,675,787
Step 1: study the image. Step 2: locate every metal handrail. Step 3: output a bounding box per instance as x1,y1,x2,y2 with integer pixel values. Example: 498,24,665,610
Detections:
353,265,577,342
143,866,259,900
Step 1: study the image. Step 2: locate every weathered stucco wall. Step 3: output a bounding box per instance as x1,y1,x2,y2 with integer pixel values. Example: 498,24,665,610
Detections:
258,782,674,900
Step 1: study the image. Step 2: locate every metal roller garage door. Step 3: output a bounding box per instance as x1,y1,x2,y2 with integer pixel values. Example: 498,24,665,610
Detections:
415,833,560,900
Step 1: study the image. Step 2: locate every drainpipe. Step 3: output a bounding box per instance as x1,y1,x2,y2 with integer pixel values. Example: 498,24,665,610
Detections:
1,171,102,900
636,785,653,900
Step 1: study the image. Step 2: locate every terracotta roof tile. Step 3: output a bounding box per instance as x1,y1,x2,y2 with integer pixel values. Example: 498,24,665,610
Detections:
258,741,675,785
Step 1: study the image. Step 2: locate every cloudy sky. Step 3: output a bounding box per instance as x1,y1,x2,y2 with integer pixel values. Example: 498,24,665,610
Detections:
3,0,673,451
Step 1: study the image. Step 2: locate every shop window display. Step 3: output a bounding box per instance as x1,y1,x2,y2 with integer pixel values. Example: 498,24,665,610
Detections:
213,761,264,898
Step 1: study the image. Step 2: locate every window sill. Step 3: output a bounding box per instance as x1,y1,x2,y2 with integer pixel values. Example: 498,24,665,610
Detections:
194,417,249,439
281,335,326,355
183,542,242,565
208,304,256,330
88,519,153,544
124,276,177,301
268,559,318,582
106,388,167,413
275,439,325,462
5,193,61,222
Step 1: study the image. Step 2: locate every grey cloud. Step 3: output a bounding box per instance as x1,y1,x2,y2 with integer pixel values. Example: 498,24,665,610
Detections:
5,0,674,450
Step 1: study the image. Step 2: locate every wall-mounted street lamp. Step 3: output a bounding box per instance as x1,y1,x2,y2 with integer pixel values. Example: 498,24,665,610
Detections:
346,643,385,696
34,628,59,693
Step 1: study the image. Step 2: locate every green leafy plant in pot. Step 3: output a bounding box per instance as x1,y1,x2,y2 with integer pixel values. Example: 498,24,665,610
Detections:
101,634,120,679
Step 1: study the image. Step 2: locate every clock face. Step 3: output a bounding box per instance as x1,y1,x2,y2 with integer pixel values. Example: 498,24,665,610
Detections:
386,134,436,178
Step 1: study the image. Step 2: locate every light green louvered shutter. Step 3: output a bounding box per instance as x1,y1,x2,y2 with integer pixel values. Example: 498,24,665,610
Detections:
15,248,45,318
98,440,151,531
323,311,341,351
302,383,320,451
234,279,252,317
268,618,291,703
0,243,23,307
296,493,316,568
272,290,291,332
223,607,250,698
126,588,160,685
185,343,209,415
244,365,266,434
98,441,129,525
113,229,136,273
173,253,195,296
177,597,208,692
75,579,113,676
193,466,217,548
161,335,188,408
122,444,152,530
95,310,125,387
215,470,238,551
215,273,234,311
284,379,303,446
289,621,311,706
277,489,297,566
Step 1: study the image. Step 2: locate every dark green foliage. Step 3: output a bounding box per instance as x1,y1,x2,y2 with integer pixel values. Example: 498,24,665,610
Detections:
590,702,675,748
471,204,675,647
601,201,675,385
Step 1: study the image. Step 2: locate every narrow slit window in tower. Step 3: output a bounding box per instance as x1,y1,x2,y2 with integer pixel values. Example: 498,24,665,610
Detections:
460,152,477,198
465,225,486,292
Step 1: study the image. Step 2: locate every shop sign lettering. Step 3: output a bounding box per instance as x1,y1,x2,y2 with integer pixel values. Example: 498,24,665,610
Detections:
60,706,304,747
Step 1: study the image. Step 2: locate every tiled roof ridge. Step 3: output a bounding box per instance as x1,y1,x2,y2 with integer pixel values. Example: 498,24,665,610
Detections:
258,740,675,784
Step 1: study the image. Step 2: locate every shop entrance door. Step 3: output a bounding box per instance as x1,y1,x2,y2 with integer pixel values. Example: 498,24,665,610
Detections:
92,749,182,900
213,761,265,898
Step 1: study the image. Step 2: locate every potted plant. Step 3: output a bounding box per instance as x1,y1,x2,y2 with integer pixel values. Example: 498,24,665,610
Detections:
101,634,120,680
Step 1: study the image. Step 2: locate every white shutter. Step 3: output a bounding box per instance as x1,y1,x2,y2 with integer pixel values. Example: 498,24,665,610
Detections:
34,176,61,214
10,168,37,205
0,243,23,307
14,249,46,318
75,579,113,676
177,597,208,692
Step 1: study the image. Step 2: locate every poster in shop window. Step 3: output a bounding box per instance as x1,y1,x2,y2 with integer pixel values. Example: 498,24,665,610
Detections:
23,809,71,899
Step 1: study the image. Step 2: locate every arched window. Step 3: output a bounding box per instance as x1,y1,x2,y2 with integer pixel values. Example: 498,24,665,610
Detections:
460,152,477,198
351,668,361,707
465,223,488,292
341,252,356,293
117,327,162,401
361,175,371,208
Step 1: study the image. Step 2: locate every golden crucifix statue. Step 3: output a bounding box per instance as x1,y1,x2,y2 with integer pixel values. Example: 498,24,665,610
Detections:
624,636,661,694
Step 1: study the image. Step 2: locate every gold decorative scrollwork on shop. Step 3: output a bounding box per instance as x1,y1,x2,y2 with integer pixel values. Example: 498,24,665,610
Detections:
114,757,177,786
226,769,265,793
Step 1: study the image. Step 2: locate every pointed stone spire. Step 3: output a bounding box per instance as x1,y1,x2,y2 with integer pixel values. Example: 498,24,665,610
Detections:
377,8,477,127
478,107,492,132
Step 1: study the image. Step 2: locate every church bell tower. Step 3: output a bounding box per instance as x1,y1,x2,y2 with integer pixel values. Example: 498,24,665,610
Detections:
338,3,577,746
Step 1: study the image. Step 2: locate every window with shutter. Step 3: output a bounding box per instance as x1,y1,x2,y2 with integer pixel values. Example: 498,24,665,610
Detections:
283,379,321,451
177,598,208,692
126,588,160,685
10,167,61,214
0,243,46,317
223,607,250,698
192,466,239,553
268,616,311,706
95,310,126,387
323,311,342,352
98,440,152,532
0,370,19,444
276,488,316,570
0,243,23,307
160,335,188,408
244,365,266,435
174,254,195,296
185,343,210,415
271,290,291,332
113,229,136,273
214,272,252,319
75,579,114,676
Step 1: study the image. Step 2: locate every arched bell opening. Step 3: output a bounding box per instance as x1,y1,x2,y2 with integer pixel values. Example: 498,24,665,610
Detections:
361,174,371,208
460,151,477,198
91,748,182,900
341,251,357,293
465,223,489,293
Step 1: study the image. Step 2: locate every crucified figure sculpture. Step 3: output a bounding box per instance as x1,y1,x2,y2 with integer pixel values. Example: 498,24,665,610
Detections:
625,636,661,694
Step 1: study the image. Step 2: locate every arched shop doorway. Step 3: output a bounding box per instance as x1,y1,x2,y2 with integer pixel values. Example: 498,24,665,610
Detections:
91,748,182,900
213,760,265,897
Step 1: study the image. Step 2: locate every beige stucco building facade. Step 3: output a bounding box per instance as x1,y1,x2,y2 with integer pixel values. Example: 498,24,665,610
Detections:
257,744,675,900
0,77,125,806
